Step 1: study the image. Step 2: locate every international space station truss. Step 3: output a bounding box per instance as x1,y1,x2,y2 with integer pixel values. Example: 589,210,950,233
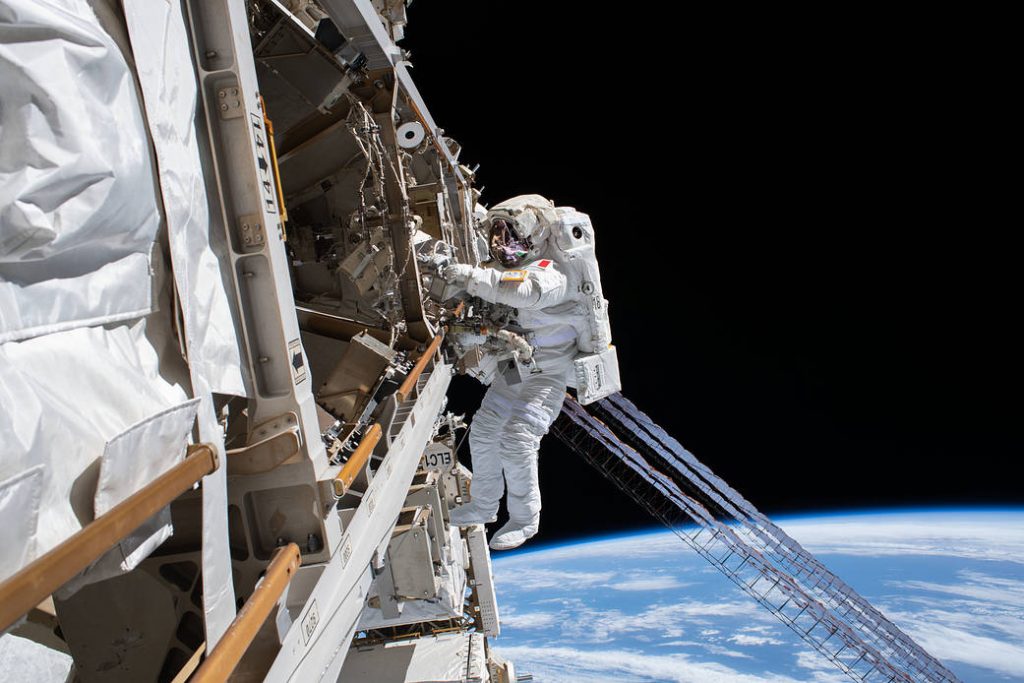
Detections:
554,394,962,683
0,1,512,681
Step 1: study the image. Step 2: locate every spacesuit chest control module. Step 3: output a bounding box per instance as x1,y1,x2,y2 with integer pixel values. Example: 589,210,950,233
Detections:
441,195,621,551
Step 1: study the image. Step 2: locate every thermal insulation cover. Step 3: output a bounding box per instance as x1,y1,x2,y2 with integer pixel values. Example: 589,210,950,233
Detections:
0,0,161,343
0,320,192,583
122,0,248,396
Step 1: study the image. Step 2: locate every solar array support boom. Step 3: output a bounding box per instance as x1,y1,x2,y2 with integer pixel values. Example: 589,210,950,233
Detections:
552,394,962,683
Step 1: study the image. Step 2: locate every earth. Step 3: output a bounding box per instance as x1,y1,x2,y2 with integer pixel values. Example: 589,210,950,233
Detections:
491,509,1024,683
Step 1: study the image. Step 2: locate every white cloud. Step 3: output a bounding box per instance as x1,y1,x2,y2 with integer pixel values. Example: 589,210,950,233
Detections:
497,530,687,565
495,645,802,683
500,611,560,629
872,568,1024,677
779,512,1024,565
738,624,780,634
897,617,1024,679
608,575,687,592
498,564,690,595
543,598,765,644
496,568,615,591
703,643,752,659
890,570,1024,607
496,512,1024,570
657,599,758,619
656,640,751,660
794,650,851,683
728,633,786,646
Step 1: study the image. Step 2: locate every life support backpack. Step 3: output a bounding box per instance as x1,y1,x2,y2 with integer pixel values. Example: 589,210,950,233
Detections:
548,207,622,405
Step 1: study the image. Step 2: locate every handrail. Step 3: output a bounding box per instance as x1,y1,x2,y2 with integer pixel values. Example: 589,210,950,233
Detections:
191,543,302,683
330,331,443,498
258,95,288,227
395,333,442,402
333,424,383,497
0,444,219,632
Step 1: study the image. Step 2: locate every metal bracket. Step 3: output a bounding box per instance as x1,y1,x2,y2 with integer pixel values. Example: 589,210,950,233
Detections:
217,86,244,119
239,213,266,248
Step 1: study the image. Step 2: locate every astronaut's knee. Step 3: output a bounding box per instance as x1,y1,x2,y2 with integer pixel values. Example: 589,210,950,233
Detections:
467,426,487,453
502,415,548,454
468,408,504,447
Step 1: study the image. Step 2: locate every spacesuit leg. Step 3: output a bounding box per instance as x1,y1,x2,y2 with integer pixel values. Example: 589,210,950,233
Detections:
489,369,568,550
450,375,516,526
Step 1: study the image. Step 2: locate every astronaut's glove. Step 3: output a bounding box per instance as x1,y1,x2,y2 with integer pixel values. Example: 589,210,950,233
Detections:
442,263,474,288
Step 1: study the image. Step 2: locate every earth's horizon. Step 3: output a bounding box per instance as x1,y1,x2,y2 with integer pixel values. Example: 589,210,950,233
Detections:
491,507,1024,683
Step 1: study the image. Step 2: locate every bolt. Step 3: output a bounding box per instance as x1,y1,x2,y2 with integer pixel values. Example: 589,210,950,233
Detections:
221,104,228,111
259,356,270,363
207,51,218,60
307,533,323,553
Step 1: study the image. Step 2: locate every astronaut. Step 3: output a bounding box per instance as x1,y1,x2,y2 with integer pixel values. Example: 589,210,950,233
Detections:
442,194,615,550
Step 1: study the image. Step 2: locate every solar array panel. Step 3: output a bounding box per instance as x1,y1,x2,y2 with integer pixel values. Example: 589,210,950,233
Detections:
552,395,961,683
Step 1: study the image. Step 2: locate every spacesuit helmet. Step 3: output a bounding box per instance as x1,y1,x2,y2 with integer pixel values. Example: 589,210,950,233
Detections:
484,195,554,267
487,216,535,267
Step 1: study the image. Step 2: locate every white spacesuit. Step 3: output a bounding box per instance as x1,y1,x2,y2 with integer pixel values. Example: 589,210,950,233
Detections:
444,195,618,550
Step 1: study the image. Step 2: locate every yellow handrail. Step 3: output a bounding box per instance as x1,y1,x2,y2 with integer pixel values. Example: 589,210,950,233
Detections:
333,423,383,497
191,543,302,682
396,334,442,402
259,95,289,231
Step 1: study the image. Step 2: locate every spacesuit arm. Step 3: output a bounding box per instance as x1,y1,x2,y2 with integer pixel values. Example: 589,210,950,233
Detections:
465,265,569,310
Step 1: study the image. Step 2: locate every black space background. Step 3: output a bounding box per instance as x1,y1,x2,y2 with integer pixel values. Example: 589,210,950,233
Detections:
401,4,1020,544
